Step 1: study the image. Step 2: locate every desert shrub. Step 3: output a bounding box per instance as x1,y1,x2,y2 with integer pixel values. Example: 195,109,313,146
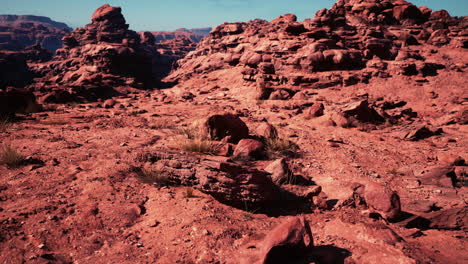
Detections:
0,115,11,133
140,168,171,186
177,127,220,155
0,143,24,168
181,138,219,154
183,187,195,198
265,137,299,158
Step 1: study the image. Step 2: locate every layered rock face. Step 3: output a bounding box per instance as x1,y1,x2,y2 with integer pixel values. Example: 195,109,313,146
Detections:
166,0,467,87
31,4,161,102
0,17,70,52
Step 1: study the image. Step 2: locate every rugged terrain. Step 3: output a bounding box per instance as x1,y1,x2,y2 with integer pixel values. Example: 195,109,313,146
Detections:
0,0,467,263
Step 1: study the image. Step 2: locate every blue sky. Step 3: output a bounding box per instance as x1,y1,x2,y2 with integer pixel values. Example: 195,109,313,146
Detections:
1,0,467,31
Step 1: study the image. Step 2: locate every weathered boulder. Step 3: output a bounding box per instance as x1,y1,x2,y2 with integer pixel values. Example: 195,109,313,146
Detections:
405,126,443,141
202,113,249,143
342,100,385,124
234,139,266,160
256,122,278,139
363,183,401,221
305,103,325,118
265,158,292,185
259,217,313,264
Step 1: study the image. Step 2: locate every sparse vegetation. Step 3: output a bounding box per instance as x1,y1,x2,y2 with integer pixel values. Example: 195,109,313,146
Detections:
277,171,298,185
265,137,299,158
140,168,171,186
177,127,220,154
150,119,176,129
0,143,24,168
0,115,12,133
183,187,195,198
181,138,220,154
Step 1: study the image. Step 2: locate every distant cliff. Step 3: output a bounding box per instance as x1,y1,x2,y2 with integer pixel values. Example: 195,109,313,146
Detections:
0,15,72,30
0,15,71,53
148,27,212,43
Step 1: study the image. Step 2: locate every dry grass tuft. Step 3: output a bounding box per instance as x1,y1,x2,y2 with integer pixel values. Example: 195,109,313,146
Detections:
265,137,299,158
183,187,195,198
181,138,220,154
0,143,24,168
0,116,12,133
141,168,171,186
150,119,176,130
176,127,220,155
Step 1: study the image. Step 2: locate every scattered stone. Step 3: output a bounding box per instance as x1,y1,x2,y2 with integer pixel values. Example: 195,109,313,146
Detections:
265,158,292,185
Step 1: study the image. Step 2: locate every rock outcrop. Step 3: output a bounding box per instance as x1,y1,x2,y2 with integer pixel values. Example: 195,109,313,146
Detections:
29,4,163,102
166,0,467,92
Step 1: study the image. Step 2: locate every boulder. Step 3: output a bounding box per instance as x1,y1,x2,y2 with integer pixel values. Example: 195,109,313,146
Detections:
342,100,385,124
256,122,278,139
405,126,443,141
269,89,290,100
419,167,456,188
305,103,325,118
0,52,33,89
265,158,292,185
203,113,249,143
259,217,313,264
393,4,424,22
234,139,266,160
363,183,401,221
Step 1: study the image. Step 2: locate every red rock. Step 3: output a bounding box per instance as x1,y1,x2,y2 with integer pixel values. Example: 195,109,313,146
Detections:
426,207,467,230
256,122,278,139
265,158,292,185
419,167,456,188
430,10,451,20
0,52,33,89
233,139,265,160
364,183,401,221
405,126,443,141
305,103,325,118
203,113,249,143
269,89,290,100
393,4,423,22
103,99,117,108
259,217,313,263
